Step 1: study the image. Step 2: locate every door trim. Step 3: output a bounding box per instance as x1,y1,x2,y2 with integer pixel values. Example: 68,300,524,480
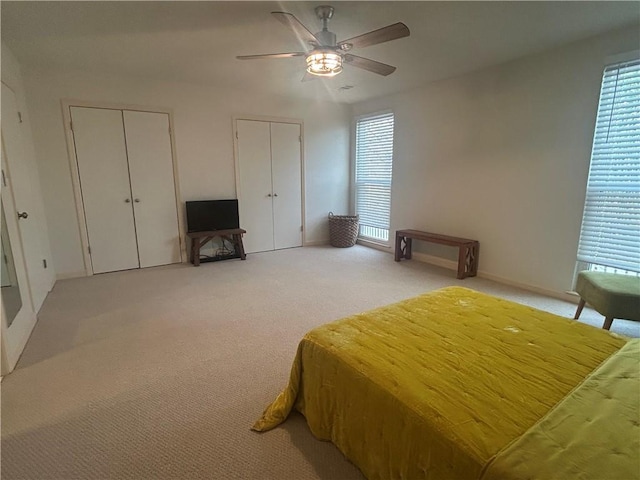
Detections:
61,100,186,276
232,115,306,246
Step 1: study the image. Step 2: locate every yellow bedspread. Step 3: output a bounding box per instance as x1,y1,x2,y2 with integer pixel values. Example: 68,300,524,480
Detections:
482,339,640,480
253,287,627,479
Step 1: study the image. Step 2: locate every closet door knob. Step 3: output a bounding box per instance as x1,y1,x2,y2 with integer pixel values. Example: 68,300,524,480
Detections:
266,193,272,197
273,193,278,197
17,211,29,219
125,198,131,203
134,198,140,203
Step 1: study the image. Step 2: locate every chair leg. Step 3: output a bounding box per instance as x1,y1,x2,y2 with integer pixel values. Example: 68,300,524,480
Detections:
602,317,614,330
574,298,586,319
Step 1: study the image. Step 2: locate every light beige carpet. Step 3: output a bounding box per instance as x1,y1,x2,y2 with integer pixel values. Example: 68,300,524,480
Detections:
2,246,638,479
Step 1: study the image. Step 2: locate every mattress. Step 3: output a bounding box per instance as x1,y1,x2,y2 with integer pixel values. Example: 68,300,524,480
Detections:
253,287,627,479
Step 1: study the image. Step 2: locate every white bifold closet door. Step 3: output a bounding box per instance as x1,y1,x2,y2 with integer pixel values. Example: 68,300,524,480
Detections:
123,111,180,268
236,120,275,254
271,122,303,250
72,107,139,273
71,107,180,274
236,119,302,254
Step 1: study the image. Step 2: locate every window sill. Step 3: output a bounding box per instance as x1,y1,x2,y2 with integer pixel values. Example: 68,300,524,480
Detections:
357,237,391,251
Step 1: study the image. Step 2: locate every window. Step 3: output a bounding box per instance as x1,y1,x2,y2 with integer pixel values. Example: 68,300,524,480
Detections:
576,59,640,276
354,112,394,242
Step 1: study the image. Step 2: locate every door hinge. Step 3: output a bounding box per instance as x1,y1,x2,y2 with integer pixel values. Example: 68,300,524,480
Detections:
1,169,7,187
299,136,301,142
18,112,23,124
70,120,74,131
235,131,238,139
3,254,8,264
43,259,48,269
88,245,91,255
300,225,303,232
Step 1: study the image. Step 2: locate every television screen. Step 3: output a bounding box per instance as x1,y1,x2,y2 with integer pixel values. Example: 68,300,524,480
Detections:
185,199,239,233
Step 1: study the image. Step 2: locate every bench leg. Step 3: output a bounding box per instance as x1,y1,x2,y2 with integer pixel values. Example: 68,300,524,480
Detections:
575,297,615,331
233,234,246,260
457,244,480,279
189,238,200,267
394,235,412,261
457,247,466,279
394,233,403,261
468,242,479,277
192,238,201,267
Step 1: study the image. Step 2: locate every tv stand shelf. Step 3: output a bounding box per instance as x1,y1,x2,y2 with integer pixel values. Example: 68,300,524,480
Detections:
186,228,246,266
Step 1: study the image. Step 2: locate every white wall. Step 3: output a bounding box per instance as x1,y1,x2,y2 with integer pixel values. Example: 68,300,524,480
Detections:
352,26,639,295
1,43,56,309
22,67,351,277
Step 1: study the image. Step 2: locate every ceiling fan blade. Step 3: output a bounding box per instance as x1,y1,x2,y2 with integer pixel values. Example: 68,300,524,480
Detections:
338,22,410,50
272,11,320,46
344,54,396,76
236,52,306,60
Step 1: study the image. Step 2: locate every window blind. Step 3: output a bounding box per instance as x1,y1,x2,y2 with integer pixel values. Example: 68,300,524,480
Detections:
355,112,394,242
577,59,640,272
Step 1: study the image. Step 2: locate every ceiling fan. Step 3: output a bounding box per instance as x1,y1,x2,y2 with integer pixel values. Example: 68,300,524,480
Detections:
236,5,410,80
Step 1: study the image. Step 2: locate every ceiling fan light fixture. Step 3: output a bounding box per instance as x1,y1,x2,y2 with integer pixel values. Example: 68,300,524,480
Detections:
239,7,409,80
306,50,343,77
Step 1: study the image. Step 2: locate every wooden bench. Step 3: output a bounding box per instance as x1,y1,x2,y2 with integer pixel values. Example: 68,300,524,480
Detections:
186,228,246,266
394,229,479,279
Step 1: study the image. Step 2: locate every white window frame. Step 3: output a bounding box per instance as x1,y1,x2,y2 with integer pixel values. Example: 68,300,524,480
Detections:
352,110,395,246
575,55,640,280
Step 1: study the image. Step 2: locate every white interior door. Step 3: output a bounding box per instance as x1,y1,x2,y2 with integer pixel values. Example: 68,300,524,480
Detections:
271,122,302,250
71,107,140,274
123,111,180,268
236,120,275,254
1,146,37,375
1,83,51,311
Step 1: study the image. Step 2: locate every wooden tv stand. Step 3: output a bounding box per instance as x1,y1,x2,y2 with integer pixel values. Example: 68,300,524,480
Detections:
186,228,246,266
394,229,479,279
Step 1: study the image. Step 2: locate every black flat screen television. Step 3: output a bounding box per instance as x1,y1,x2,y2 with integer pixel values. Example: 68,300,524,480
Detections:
186,199,239,233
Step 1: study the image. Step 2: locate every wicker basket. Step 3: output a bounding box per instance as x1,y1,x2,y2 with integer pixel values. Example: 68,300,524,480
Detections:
328,212,359,248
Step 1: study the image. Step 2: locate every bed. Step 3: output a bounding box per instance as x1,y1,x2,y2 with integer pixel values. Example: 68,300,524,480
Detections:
253,287,639,479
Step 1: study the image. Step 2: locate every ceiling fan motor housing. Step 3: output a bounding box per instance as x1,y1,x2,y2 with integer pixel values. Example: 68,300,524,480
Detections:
314,29,337,47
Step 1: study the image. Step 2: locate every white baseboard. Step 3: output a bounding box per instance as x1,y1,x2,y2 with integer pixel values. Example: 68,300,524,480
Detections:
410,252,458,271
303,240,330,247
304,239,391,249
478,271,578,304
56,271,87,281
407,252,579,304
356,238,392,252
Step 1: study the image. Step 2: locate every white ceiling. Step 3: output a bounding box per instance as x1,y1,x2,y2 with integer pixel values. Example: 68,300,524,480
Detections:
2,1,638,104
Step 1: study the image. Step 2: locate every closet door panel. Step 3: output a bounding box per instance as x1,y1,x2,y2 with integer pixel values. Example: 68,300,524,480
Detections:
71,107,139,274
237,120,274,254
271,122,302,250
123,111,180,268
